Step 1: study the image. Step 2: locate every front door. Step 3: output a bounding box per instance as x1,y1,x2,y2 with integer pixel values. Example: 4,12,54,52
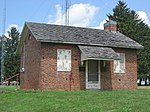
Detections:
86,60,100,89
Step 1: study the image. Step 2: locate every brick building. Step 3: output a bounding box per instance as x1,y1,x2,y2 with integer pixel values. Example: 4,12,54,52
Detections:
17,20,143,90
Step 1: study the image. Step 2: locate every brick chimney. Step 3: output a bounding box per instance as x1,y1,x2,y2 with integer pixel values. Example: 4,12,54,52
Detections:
104,20,117,32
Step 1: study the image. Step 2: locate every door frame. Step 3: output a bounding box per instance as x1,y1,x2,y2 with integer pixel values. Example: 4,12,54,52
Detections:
86,60,101,89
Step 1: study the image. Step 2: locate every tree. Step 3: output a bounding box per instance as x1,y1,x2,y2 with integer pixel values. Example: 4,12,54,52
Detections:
3,27,20,79
107,0,150,81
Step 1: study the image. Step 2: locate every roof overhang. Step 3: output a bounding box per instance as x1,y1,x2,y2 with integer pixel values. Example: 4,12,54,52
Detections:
78,45,120,61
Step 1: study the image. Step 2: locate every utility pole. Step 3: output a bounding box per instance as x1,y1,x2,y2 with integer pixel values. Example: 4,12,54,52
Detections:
1,0,6,85
65,0,70,25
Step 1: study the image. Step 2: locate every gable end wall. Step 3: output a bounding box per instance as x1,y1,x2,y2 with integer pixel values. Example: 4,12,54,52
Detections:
20,30,41,90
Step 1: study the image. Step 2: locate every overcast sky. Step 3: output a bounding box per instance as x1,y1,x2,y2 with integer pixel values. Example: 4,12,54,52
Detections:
0,0,150,35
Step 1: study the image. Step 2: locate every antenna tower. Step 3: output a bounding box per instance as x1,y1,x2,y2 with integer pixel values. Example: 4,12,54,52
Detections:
1,0,6,84
65,0,70,25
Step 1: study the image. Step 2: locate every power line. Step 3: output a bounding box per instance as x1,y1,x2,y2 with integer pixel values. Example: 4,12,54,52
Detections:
27,0,47,21
2,0,6,34
42,0,53,22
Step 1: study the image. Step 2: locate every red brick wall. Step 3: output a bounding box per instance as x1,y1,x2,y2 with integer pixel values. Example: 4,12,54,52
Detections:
101,61,112,90
79,67,86,90
111,48,137,90
39,43,83,90
20,30,41,90
104,24,117,32
20,32,137,90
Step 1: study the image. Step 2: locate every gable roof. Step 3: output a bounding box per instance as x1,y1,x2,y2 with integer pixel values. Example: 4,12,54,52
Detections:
25,22,143,49
17,22,144,55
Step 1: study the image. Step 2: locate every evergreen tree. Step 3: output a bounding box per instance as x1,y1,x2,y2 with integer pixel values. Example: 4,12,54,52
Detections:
3,27,20,79
107,0,150,81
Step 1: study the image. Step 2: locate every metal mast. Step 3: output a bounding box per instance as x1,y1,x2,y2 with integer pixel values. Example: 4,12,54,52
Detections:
1,0,6,84
65,0,70,25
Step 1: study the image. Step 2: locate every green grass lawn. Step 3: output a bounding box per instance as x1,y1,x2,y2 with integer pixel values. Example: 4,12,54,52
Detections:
138,86,150,90
0,86,150,112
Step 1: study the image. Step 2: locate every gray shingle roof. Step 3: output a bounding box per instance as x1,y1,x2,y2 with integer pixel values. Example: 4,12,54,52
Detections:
78,45,120,60
25,22,143,49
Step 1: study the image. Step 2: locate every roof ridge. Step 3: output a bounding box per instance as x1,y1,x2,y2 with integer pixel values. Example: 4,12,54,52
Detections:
25,22,110,32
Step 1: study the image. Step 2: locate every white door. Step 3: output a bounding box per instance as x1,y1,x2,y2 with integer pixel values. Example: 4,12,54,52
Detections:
86,60,100,89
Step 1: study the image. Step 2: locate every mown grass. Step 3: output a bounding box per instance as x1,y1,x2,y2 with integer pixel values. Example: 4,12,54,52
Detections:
0,86,150,112
138,86,150,90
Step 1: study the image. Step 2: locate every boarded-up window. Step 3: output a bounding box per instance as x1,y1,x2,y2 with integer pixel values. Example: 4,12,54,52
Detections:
114,53,125,73
57,49,71,71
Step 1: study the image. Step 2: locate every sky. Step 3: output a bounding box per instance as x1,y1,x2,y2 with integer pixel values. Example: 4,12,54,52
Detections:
0,0,150,35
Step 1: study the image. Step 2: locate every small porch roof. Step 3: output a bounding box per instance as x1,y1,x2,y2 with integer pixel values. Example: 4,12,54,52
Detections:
78,45,120,60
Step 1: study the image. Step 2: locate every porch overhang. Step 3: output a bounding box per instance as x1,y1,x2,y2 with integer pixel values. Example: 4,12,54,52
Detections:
78,45,120,61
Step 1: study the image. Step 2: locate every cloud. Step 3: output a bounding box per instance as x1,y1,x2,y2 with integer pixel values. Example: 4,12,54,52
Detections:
136,11,150,25
48,3,99,27
91,18,107,30
69,4,99,27
7,24,22,32
54,4,63,24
